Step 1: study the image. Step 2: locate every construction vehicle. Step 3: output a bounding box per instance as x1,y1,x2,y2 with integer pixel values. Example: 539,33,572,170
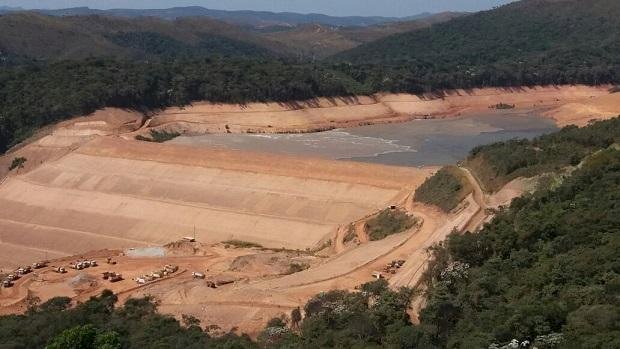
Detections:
135,277,146,285
2,279,13,288
22,266,32,274
164,265,178,273
70,262,85,270
52,266,67,273
372,271,384,279
151,272,162,279
206,281,217,288
6,274,18,281
192,272,205,279
16,268,25,276
32,261,47,269
102,271,111,280
109,274,123,283
90,260,97,267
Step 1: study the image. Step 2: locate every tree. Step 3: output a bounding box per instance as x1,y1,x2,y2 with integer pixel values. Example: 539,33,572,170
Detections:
291,307,302,330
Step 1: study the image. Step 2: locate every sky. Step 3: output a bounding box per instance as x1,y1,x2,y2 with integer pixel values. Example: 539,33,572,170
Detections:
0,0,517,17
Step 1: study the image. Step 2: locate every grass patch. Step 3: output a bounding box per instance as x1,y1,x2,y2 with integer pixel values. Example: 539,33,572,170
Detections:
223,240,263,249
135,130,180,143
414,166,472,212
365,209,416,241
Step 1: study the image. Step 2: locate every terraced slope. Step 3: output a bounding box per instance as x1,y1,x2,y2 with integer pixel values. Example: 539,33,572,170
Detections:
0,137,431,269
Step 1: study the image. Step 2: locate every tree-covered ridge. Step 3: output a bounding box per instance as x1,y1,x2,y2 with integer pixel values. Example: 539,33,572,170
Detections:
465,117,620,191
420,147,620,348
335,0,620,92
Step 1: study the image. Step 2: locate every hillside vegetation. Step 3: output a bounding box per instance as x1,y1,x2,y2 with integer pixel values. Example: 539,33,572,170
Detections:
466,117,620,191
0,12,462,62
335,0,620,92
414,166,472,212
419,147,620,348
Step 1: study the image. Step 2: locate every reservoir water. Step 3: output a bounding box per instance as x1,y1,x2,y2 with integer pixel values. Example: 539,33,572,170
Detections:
170,111,557,167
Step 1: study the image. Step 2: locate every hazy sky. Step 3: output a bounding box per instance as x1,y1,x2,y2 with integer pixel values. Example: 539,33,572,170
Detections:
0,0,517,17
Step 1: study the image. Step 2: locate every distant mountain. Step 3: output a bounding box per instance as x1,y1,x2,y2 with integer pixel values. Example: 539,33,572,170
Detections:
0,6,432,28
259,12,465,59
0,13,277,62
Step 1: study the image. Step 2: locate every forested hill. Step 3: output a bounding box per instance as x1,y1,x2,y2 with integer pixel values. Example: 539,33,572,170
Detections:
0,13,276,62
335,0,620,89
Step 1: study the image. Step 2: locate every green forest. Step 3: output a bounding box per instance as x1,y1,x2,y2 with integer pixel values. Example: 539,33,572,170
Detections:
1,118,617,348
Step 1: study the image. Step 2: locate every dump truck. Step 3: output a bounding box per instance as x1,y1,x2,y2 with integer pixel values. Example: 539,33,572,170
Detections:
109,274,123,283
102,271,111,280
164,265,178,273
2,280,13,288
53,267,67,274
372,271,384,279
135,277,146,285
89,260,98,267
106,257,117,265
6,274,18,281
192,272,205,279
32,261,47,269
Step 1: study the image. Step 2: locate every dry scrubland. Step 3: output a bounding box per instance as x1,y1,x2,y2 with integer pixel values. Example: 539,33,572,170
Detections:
0,136,430,270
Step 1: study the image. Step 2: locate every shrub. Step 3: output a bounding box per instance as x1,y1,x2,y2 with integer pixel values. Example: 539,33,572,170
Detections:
8,156,27,171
